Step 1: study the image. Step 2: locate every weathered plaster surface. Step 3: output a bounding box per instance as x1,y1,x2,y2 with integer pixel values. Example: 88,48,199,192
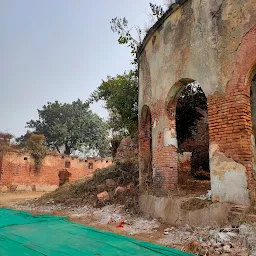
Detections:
210,143,250,205
138,0,256,111
139,193,231,226
138,0,256,201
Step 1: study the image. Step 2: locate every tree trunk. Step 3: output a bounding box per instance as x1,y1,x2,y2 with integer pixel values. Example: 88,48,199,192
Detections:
55,145,61,154
64,143,71,155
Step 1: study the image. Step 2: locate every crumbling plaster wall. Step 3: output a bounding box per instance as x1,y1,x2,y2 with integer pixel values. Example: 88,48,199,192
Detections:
138,0,256,205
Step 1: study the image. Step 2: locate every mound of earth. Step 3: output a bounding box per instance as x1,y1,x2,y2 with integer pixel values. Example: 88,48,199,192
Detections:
35,161,140,214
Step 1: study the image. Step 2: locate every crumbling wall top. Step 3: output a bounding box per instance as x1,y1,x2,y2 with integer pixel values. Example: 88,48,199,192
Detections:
137,0,189,59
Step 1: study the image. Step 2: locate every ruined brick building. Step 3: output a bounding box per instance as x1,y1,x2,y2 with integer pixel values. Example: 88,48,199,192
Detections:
0,150,112,192
138,0,256,212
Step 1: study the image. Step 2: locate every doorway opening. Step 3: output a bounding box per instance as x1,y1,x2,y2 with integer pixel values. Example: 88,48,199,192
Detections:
173,81,210,191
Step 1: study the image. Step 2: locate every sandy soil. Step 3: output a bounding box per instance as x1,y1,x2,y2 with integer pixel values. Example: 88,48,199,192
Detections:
0,191,45,207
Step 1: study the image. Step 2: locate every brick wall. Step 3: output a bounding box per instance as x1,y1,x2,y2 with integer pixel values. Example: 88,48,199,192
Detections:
140,100,179,195
209,24,256,191
0,150,113,192
208,92,252,169
139,106,153,192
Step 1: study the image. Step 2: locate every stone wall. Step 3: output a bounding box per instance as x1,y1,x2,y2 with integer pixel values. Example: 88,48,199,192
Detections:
0,150,113,192
138,0,256,205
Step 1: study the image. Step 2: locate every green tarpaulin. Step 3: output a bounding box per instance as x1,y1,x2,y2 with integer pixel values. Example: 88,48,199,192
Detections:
0,208,193,256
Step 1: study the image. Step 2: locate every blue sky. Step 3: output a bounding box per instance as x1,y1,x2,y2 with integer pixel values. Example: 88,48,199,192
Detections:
0,0,164,137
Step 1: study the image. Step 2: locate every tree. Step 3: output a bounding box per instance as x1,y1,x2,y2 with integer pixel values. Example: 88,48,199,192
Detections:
21,99,109,156
110,3,166,66
88,71,138,137
0,132,13,156
110,17,142,65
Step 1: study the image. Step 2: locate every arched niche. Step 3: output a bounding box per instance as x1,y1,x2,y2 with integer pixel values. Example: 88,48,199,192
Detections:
139,105,153,191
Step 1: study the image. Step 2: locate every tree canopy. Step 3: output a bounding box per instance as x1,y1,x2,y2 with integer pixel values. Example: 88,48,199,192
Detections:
88,71,138,137
20,99,109,156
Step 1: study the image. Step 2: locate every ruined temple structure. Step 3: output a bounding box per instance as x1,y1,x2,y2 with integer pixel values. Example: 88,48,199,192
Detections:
138,0,256,222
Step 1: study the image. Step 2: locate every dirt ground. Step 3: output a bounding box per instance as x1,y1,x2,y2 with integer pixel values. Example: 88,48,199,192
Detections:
0,191,45,207
1,192,256,255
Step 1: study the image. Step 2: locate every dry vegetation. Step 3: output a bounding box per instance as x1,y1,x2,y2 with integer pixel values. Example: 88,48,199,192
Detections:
35,161,140,214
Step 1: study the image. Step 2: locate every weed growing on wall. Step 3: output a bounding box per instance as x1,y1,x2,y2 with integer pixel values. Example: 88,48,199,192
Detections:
25,134,47,173
0,133,13,156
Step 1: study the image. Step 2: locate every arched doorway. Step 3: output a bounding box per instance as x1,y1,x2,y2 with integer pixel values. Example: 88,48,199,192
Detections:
139,105,153,191
166,79,210,193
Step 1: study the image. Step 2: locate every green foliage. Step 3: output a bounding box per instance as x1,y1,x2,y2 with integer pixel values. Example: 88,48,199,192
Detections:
25,133,48,173
110,17,141,65
22,99,110,156
110,3,167,65
149,3,164,20
88,71,138,137
15,130,31,148
0,133,13,156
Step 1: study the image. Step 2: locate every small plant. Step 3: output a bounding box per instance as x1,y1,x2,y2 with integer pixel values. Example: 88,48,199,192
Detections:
149,3,164,20
0,132,13,156
25,134,47,173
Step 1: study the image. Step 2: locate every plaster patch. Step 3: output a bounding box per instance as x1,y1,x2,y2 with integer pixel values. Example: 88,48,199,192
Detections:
153,118,158,129
210,143,250,205
164,129,177,147
139,193,230,226
251,135,256,179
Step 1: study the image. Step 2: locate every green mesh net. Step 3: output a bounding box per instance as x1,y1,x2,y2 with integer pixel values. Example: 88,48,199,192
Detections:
0,208,193,256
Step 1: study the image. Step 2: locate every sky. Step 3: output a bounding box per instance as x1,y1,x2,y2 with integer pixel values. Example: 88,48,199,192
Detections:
0,0,165,137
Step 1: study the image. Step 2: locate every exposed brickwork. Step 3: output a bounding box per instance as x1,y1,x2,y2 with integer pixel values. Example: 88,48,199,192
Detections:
208,93,252,165
152,146,178,195
138,1,256,204
139,106,152,192
209,25,256,193
140,100,179,195
0,150,112,191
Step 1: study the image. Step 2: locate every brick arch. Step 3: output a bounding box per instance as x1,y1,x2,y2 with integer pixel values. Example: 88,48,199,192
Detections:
139,105,153,192
165,78,209,123
231,25,256,183
227,24,256,94
165,78,208,134
165,79,210,187
165,78,195,115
